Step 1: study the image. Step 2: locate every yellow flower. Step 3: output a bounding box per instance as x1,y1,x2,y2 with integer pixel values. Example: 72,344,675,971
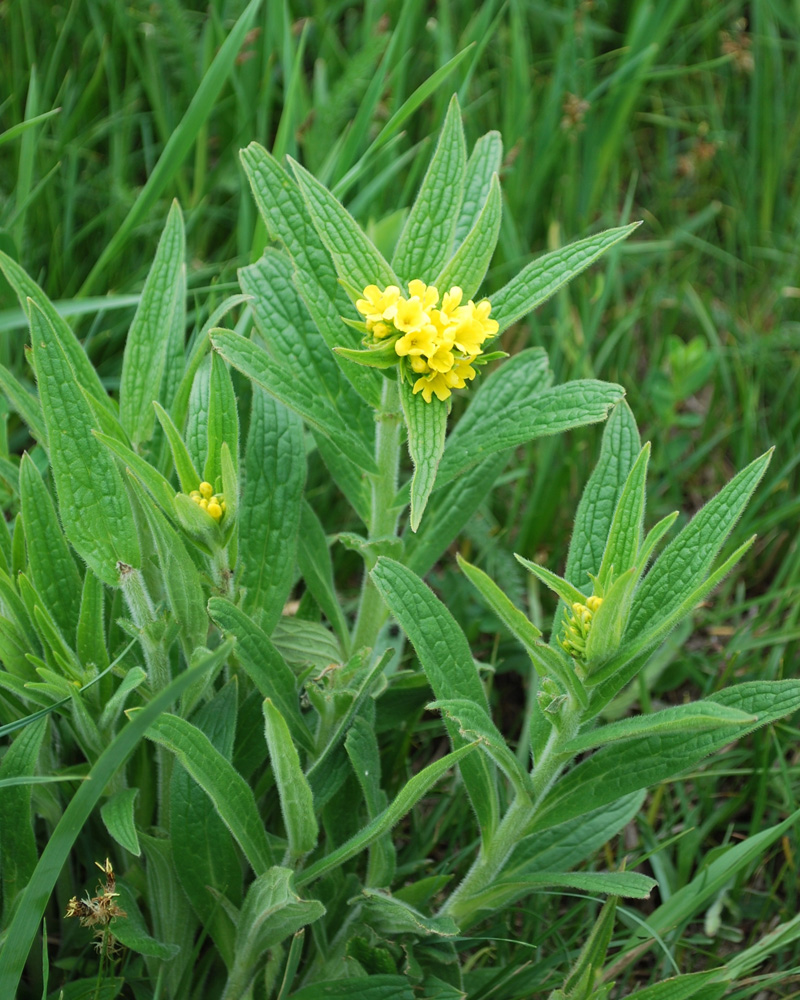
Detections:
412,371,453,403
439,286,463,323
394,295,429,333
356,284,401,324
445,356,478,388
426,337,456,374
407,279,439,311
410,356,431,373
395,324,438,357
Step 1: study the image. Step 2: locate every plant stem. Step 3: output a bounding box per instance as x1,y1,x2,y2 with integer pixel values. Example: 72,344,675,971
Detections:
440,697,582,925
351,378,403,652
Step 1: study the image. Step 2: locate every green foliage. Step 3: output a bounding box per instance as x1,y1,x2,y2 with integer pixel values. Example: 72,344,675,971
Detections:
1,7,798,999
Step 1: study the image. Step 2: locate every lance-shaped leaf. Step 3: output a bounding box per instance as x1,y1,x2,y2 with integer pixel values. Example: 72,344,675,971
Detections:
239,142,381,408
119,201,185,447
454,131,503,248
457,870,655,916
100,788,141,856
0,364,47,447
263,699,317,859
400,379,448,532
370,557,499,840
289,156,398,291
153,400,201,493
529,680,800,833
345,717,395,889
359,889,459,938
0,250,112,413
596,442,650,589
127,475,207,656
146,712,274,874
212,329,377,474
222,868,325,1000
208,598,313,753
565,400,641,590
205,350,239,484
625,451,772,643
437,376,623,487
434,173,502,301
489,223,640,335
28,300,140,585
94,430,177,514
297,500,350,652
392,94,467,282
238,387,305,631
297,742,478,887
19,453,82,638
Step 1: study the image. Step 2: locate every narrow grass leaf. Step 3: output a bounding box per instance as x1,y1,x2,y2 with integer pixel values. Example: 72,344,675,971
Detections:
0,657,207,996
400,379,447,532
392,94,467,282
29,302,139,585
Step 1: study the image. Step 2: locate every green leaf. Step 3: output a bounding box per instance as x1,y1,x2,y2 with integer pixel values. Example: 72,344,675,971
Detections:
112,880,181,961
515,554,587,608
76,570,108,672
297,500,351,652
454,131,503,248
263,699,318,859
370,558,498,840
0,716,47,923
563,701,755,756
359,889,460,938
100,787,141,856
289,976,414,1000
437,377,625,488
335,341,401,369
288,156,398,291
297,742,478,887
119,201,185,447
239,387,305,631
205,350,239,484
392,94,467,283
530,680,800,833
565,400,642,590
28,301,140,586
127,474,207,655
239,143,382,408
0,364,47,447
400,379,447,532
429,698,532,798
625,451,772,643
146,713,274,875
212,329,377,475
223,868,325,1000
313,433,371,525
489,223,640,334
597,442,650,588
457,553,542,653
0,251,112,414
463,870,656,914
93,431,177,515
344,716,395,889
153,400,200,493
207,598,314,754
434,173,501,300
0,655,209,996
19,453,82,639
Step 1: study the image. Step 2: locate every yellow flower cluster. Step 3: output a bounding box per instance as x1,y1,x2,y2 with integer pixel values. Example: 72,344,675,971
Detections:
356,280,498,402
559,595,603,661
190,481,226,522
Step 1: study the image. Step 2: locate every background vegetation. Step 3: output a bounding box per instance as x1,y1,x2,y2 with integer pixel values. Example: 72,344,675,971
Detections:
1,0,799,996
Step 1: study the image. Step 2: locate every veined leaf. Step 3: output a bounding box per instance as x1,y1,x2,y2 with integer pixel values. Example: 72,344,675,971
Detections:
100,787,141,856
0,364,46,446
434,172,502,300
461,870,656,915
153,400,200,493
392,94,467,283
28,301,139,586
437,378,624,487
205,350,239,484
596,442,650,588
400,378,447,532
489,223,640,334
289,156,398,291
454,131,503,248
370,557,498,840
119,201,185,447
297,500,350,652
263,699,317,859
